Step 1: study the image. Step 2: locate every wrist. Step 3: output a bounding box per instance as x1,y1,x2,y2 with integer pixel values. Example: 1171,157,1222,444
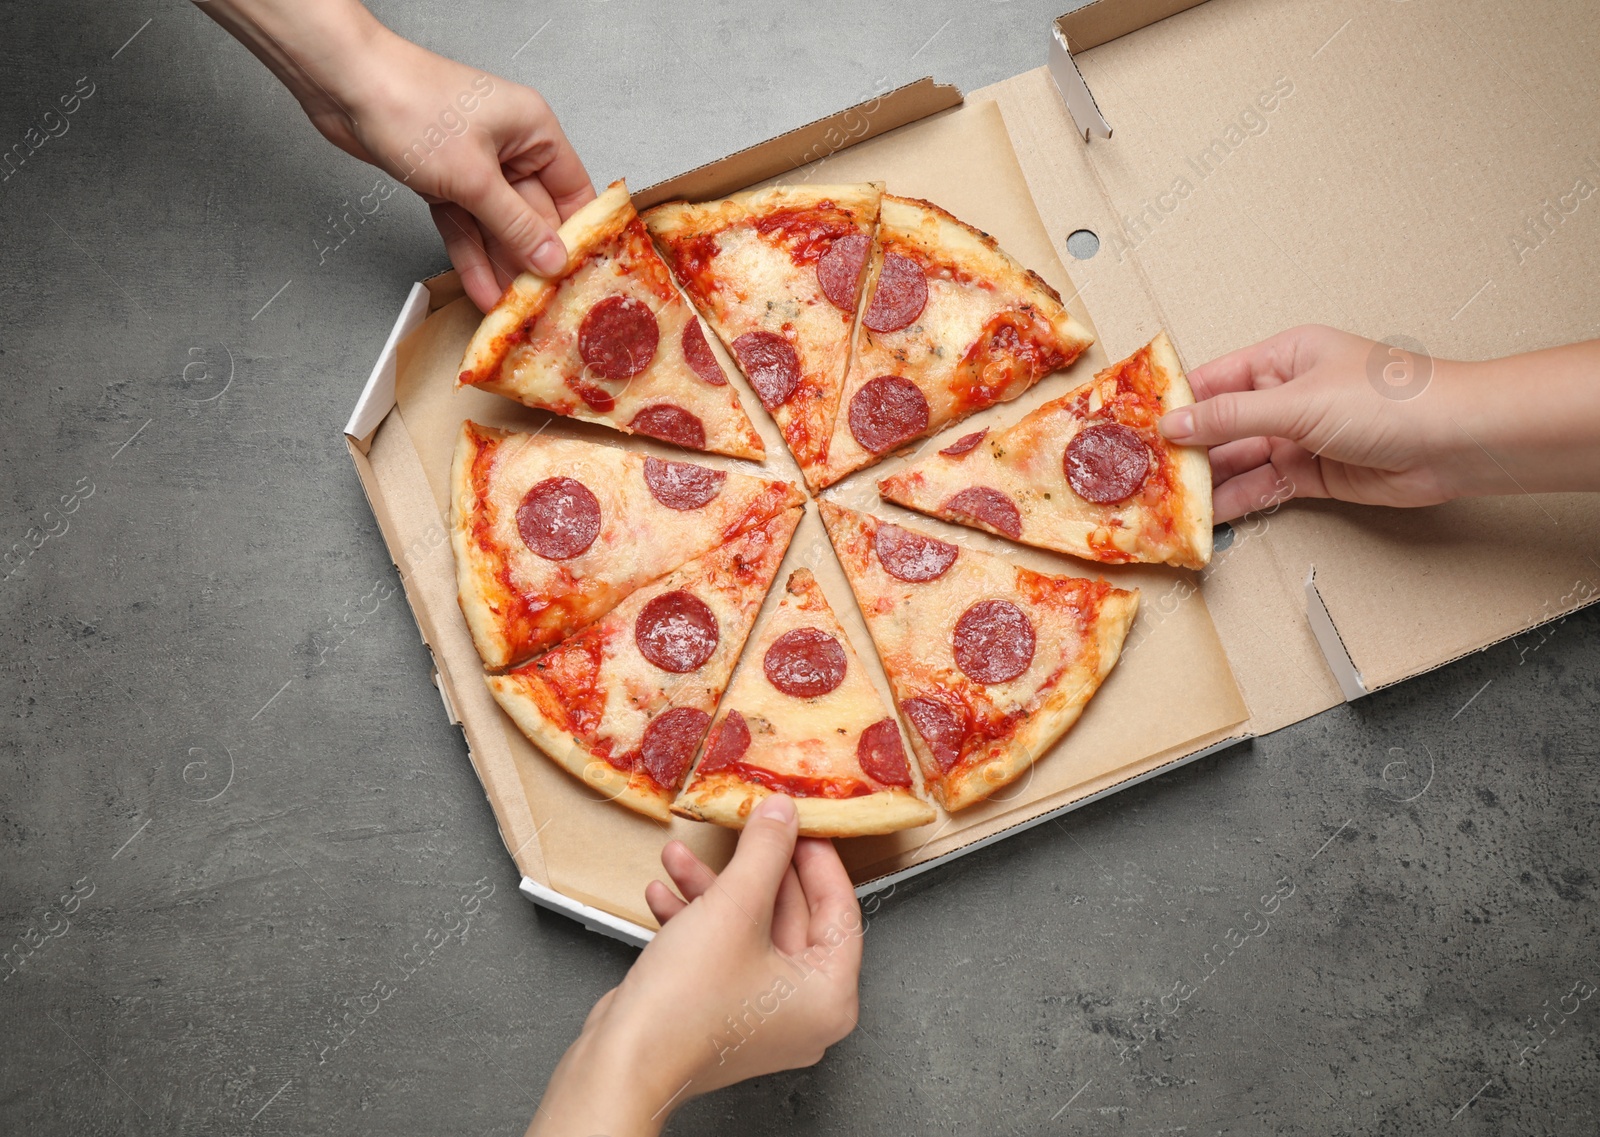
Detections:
530,1010,675,1137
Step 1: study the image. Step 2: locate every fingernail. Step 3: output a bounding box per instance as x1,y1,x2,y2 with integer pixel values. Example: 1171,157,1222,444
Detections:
1160,408,1193,441
530,237,566,276
754,795,796,824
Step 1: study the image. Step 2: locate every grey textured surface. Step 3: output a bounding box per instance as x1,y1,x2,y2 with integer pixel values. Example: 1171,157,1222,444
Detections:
3,2,1597,1135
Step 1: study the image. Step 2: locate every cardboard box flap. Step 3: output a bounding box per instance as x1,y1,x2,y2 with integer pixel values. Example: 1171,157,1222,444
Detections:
633,77,962,210
1008,0,1600,710
1057,0,1212,53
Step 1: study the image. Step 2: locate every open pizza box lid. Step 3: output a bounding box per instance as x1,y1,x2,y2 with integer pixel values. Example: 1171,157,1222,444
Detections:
343,0,1600,946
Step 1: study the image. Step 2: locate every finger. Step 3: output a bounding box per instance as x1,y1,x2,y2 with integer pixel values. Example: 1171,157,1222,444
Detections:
456,168,568,276
1184,326,1307,401
771,864,810,956
713,795,799,931
524,114,595,221
430,204,503,312
645,879,688,926
1160,383,1310,449
793,838,862,957
1212,456,1315,523
660,840,719,904
509,172,560,231
1208,437,1274,485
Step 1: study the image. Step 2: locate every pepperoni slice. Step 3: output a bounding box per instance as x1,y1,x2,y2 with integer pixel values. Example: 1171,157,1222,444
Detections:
941,486,1022,540
940,429,987,457
579,295,658,381
640,707,711,788
732,331,801,410
572,381,615,412
699,710,751,772
680,319,728,386
863,253,928,333
849,376,929,454
630,404,707,451
516,477,601,560
763,627,847,698
1064,423,1152,504
634,590,719,673
953,600,1036,685
873,522,958,583
903,697,964,773
856,718,912,787
817,232,870,311
643,456,725,510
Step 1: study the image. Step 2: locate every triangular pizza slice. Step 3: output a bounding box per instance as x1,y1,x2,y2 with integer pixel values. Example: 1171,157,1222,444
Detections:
819,502,1139,812
815,195,1095,488
457,181,765,461
451,422,804,669
878,333,1212,569
642,184,882,489
673,568,936,837
487,506,801,821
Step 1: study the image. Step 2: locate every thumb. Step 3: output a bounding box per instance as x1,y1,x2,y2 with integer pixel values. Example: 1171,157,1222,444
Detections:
456,170,568,277
715,795,800,928
1160,385,1305,448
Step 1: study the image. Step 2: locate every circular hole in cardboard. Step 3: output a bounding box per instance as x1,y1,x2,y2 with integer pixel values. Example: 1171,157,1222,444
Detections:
1066,229,1100,260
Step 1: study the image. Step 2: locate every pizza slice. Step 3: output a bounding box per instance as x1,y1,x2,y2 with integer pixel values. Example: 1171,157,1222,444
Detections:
487,506,801,821
878,333,1212,569
672,568,936,837
457,180,765,461
819,502,1139,812
451,421,804,669
815,194,1095,488
642,184,882,489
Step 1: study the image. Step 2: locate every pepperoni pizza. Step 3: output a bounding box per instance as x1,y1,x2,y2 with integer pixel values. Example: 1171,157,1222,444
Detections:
673,568,936,836
814,195,1095,488
877,333,1213,569
642,184,882,489
486,507,801,820
457,181,766,460
819,503,1139,812
451,421,804,669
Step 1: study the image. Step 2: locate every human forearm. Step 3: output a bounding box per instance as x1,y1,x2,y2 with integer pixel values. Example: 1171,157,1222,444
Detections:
525,1013,666,1137
1439,340,1600,498
191,0,389,117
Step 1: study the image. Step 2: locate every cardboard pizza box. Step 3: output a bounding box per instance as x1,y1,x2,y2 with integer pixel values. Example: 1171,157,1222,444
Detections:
343,0,1600,947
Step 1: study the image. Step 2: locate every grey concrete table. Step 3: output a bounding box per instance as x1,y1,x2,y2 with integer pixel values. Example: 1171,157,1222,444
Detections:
3,2,1596,1134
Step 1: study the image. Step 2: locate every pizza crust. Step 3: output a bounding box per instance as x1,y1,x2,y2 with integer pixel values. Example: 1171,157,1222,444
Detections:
672,772,935,837
450,422,520,670
937,586,1139,811
1147,332,1214,567
486,671,673,821
458,181,634,386
642,183,884,242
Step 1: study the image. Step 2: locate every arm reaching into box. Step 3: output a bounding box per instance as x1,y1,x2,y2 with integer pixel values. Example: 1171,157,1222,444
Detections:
1159,324,1600,523
526,795,862,1137
193,0,595,311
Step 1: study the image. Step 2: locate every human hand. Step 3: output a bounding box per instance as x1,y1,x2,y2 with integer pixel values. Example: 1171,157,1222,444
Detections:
195,0,594,311
318,34,594,311
528,796,863,1136
1157,324,1457,522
